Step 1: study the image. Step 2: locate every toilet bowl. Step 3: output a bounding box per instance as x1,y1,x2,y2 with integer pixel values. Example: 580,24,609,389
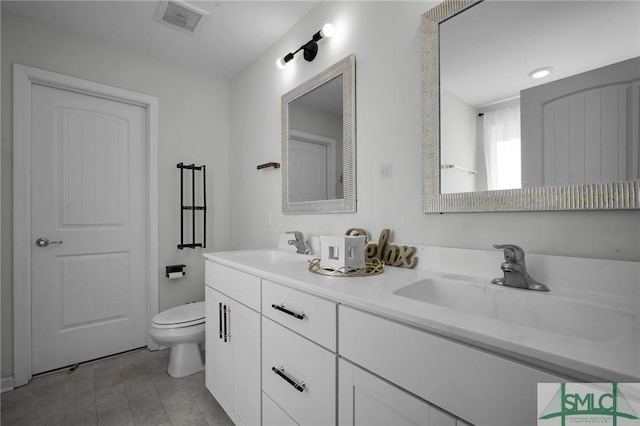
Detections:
150,301,205,378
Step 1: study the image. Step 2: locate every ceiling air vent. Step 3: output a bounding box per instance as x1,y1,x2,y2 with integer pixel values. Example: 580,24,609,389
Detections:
155,0,209,35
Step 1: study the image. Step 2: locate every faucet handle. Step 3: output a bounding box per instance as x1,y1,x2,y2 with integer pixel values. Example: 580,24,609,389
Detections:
493,244,525,263
287,231,304,241
492,244,548,291
286,231,312,254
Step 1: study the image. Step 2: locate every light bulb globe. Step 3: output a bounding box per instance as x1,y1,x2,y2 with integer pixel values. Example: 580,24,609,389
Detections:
321,23,335,38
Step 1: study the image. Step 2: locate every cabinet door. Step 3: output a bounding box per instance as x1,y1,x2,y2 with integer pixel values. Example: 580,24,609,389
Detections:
339,359,430,426
205,286,233,410
231,297,261,426
205,286,261,426
263,391,298,426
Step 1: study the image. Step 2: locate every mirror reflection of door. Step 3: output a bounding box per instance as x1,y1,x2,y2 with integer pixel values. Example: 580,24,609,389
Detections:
521,60,639,188
289,132,333,202
288,75,344,202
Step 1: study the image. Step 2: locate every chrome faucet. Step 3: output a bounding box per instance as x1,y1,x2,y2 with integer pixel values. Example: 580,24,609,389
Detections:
287,231,313,255
491,244,549,291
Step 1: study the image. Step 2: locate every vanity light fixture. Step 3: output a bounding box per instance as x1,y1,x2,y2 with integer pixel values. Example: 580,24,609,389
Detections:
528,67,553,79
276,23,335,69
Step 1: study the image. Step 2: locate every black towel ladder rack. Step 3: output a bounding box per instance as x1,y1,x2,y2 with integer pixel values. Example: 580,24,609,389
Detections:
177,162,206,249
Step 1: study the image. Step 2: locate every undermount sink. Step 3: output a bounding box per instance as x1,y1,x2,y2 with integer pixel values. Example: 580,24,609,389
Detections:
393,277,636,342
229,249,311,265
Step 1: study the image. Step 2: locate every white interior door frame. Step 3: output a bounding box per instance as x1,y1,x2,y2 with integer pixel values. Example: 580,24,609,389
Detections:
13,64,159,387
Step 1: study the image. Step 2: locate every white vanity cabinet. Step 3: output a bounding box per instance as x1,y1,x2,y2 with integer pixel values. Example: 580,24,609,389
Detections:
261,280,337,426
204,262,261,426
202,249,602,426
339,305,566,426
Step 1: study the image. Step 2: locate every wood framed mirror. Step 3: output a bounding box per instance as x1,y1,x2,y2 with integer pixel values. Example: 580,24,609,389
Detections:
422,0,639,213
282,54,356,214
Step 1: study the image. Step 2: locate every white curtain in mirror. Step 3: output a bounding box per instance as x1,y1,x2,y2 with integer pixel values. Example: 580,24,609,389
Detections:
482,104,521,191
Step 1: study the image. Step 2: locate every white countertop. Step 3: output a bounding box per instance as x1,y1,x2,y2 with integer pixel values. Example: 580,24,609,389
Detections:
204,246,640,382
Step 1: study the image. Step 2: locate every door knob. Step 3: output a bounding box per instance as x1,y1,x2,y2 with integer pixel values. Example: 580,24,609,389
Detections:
35,237,63,248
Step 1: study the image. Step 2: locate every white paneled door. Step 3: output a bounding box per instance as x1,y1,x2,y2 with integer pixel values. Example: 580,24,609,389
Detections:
289,137,329,202
30,84,148,374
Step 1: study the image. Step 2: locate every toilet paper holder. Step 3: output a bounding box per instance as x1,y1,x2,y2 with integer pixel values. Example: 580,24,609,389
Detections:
166,264,186,278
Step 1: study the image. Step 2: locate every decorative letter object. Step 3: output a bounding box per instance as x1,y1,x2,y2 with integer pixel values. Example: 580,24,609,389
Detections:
365,229,418,268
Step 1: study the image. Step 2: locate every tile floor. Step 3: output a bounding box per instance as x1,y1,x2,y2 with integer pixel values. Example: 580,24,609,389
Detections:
0,348,234,426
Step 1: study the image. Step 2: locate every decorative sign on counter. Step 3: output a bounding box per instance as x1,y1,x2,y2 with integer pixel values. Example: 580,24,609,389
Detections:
364,229,418,268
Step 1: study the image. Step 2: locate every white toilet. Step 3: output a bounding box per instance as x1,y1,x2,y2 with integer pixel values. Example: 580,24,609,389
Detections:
150,301,205,378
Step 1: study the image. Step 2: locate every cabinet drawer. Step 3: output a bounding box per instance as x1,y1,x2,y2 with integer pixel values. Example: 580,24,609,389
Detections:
262,279,336,351
263,318,336,426
205,261,260,311
339,306,564,426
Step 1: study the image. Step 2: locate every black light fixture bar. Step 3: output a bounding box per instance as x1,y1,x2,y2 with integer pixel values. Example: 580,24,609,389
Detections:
277,23,334,69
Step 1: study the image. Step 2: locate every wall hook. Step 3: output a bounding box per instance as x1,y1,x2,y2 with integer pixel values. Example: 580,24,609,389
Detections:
257,162,281,170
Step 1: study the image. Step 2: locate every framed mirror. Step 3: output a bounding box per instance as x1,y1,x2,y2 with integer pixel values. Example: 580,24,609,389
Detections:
422,0,640,213
282,54,356,214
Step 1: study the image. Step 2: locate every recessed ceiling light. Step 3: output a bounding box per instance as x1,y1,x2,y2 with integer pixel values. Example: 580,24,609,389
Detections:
528,67,553,79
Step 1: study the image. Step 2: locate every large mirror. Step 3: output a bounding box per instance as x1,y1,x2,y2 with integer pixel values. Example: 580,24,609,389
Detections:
282,54,356,214
423,0,640,212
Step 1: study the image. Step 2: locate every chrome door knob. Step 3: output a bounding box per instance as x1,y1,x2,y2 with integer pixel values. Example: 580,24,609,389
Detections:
36,237,63,247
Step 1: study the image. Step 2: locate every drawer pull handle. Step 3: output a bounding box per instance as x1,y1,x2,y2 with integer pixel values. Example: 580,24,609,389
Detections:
272,366,305,392
223,304,227,342
218,303,223,339
271,303,305,320
226,305,232,342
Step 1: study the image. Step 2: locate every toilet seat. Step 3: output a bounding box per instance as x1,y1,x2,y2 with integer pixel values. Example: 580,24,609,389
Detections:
152,301,204,329
150,301,206,378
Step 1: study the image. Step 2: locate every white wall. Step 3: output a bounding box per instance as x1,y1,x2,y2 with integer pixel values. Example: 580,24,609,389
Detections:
1,12,230,379
229,1,639,258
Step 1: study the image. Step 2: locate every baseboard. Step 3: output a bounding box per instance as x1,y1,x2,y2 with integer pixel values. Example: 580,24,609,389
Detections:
1,376,14,393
